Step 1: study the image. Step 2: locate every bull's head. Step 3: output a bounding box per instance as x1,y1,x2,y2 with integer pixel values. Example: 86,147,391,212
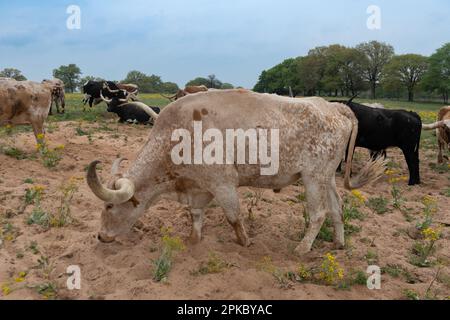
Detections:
87,159,143,243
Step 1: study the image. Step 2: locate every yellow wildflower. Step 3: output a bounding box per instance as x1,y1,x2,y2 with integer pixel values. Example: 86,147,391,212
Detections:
351,189,366,204
297,264,311,280
36,133,45,140
385,169,397,176
422,227,440,242
319,253,345,285
1,284,11,296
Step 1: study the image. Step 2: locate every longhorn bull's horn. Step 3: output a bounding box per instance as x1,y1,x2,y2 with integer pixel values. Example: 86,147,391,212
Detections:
100,92,112,103
103,83,120,93
160,93,177,101
422,119,450,130
87,161,135,204
127,91,140,101
111,157,127,176
347,94,358,104
132,102,159,120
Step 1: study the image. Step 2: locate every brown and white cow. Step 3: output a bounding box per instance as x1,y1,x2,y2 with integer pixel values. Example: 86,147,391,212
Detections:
42,78,66,114
0,79,53,142
87,90,385,254
162,85,208,101
423,106,450,163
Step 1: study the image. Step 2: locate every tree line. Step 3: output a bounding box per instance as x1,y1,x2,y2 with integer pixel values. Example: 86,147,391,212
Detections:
0,66,235,94
253,41,450,103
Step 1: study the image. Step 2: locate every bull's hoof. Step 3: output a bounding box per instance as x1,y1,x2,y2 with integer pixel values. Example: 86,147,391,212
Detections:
237,236,251,247
189,232,202,245
333,241,345,250
294,242,311,255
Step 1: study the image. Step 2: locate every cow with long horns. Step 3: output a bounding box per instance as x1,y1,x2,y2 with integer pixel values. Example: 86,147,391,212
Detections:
82,81,136,110
86,90,386,254
100,91,160,125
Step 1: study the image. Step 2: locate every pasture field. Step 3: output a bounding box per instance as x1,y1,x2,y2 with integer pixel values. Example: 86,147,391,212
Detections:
0,94,449,300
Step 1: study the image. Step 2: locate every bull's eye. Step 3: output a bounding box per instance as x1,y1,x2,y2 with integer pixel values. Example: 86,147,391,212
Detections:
106,204,114,210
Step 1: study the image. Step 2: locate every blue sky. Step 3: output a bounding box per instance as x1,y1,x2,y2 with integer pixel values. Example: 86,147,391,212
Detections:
0,0,448,88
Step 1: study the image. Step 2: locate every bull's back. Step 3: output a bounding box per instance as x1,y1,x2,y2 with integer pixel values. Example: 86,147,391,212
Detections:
0,81,51,123
154,90,352,173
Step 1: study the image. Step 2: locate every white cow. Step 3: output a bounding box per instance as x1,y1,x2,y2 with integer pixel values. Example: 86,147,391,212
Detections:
87,90,385,254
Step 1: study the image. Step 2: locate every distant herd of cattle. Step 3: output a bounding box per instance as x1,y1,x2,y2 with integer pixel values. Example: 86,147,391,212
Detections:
1,76,450,252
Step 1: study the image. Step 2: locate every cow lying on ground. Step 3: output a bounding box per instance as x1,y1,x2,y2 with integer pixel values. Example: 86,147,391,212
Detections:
100,92,160,125
162,85,208,101
87,90,385,254
332,98,422,185
82,81,136,110
42,78,66,115
0,79,53,142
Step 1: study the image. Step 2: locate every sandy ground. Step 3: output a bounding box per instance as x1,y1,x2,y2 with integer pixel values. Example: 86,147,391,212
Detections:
0,120,449,300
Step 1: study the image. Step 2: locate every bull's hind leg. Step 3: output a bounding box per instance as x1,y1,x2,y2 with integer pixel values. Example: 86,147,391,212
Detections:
328,177,345,249
188,192,213,244
295,173,329,255
437,140,444,164
213,185,250,247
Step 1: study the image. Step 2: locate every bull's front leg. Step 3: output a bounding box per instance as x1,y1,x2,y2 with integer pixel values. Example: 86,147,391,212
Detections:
189,208,205,244
437,140,444,164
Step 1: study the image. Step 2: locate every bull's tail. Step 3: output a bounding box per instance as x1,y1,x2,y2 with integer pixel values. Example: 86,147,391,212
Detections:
344,116,387,190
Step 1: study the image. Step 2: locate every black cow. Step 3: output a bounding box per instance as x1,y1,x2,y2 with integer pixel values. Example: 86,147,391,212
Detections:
332,98,422,185
102,94,160,125
82,81,127,110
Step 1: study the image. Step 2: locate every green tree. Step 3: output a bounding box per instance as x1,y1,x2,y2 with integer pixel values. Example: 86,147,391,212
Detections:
297,55,325,96
338,47,369,96
186,77,210,87
53,64,82,93
186,75,226,89
0,68,27,81
422,43,450,103
160,81,179,93
221,83,234,89
253,58,298,95
356,41,394,99
207,74,222,88
122,71,163,93
384,54,429,101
